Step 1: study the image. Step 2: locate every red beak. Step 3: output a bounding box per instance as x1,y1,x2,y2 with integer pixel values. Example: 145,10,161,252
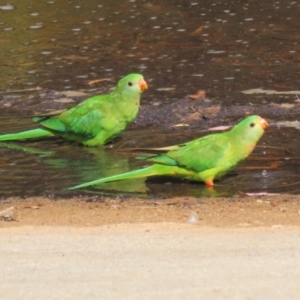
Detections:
260,118,268,130
139,79,148,92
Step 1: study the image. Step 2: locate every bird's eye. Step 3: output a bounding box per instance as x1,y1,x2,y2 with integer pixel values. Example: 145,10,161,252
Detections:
250,122,255,127
128,82,133,86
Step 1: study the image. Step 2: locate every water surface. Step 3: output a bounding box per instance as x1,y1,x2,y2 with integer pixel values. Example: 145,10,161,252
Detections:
0,0,299,198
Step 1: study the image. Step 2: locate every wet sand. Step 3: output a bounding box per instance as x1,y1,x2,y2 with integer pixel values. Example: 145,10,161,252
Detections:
1,194,299,227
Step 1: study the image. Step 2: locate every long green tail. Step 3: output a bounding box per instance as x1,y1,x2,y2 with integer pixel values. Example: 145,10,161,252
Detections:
69,164,187,190
0,128,54,141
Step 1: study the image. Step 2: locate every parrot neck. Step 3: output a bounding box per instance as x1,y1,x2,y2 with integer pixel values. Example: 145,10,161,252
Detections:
228,127,264,156
112,90,141,121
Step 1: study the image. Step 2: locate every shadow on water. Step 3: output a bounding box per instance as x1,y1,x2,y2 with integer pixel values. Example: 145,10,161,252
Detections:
0,1,300,198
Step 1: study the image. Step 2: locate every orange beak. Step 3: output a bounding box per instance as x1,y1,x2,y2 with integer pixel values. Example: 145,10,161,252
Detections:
260,118,269,130
139,79,148,92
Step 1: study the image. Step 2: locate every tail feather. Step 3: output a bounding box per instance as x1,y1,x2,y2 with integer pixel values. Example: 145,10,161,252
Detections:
0,128,54,141
142,145,180,151
129,145,181,153
69,164,180,190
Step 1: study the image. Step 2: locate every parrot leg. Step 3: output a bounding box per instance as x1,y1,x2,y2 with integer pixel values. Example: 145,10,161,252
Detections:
204,179,214,186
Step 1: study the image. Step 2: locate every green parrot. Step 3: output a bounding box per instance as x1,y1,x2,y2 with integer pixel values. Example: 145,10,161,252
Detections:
0,73,148,146
69,115,268,189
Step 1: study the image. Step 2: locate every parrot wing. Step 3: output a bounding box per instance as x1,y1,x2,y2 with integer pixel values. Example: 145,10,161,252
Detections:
60,97,112,138
36,95,112,138
166,134,232,172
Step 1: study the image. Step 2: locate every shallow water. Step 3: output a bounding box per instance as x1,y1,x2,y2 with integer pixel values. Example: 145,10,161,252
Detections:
1,1,299,99
0,122,299,198
0,0,299,198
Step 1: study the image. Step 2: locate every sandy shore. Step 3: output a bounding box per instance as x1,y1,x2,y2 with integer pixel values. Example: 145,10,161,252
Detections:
0,195,300,299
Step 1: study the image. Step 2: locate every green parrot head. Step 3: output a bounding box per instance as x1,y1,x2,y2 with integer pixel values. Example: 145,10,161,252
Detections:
230,115,268,147
115,73,148,95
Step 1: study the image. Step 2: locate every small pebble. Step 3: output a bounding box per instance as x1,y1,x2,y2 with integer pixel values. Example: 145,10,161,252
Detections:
0,207,16,221
272,225,283,229
238,222,251,227
187,212,198,223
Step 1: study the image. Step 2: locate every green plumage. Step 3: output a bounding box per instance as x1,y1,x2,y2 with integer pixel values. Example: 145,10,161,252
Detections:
69,115,268,189
0,73,147,146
